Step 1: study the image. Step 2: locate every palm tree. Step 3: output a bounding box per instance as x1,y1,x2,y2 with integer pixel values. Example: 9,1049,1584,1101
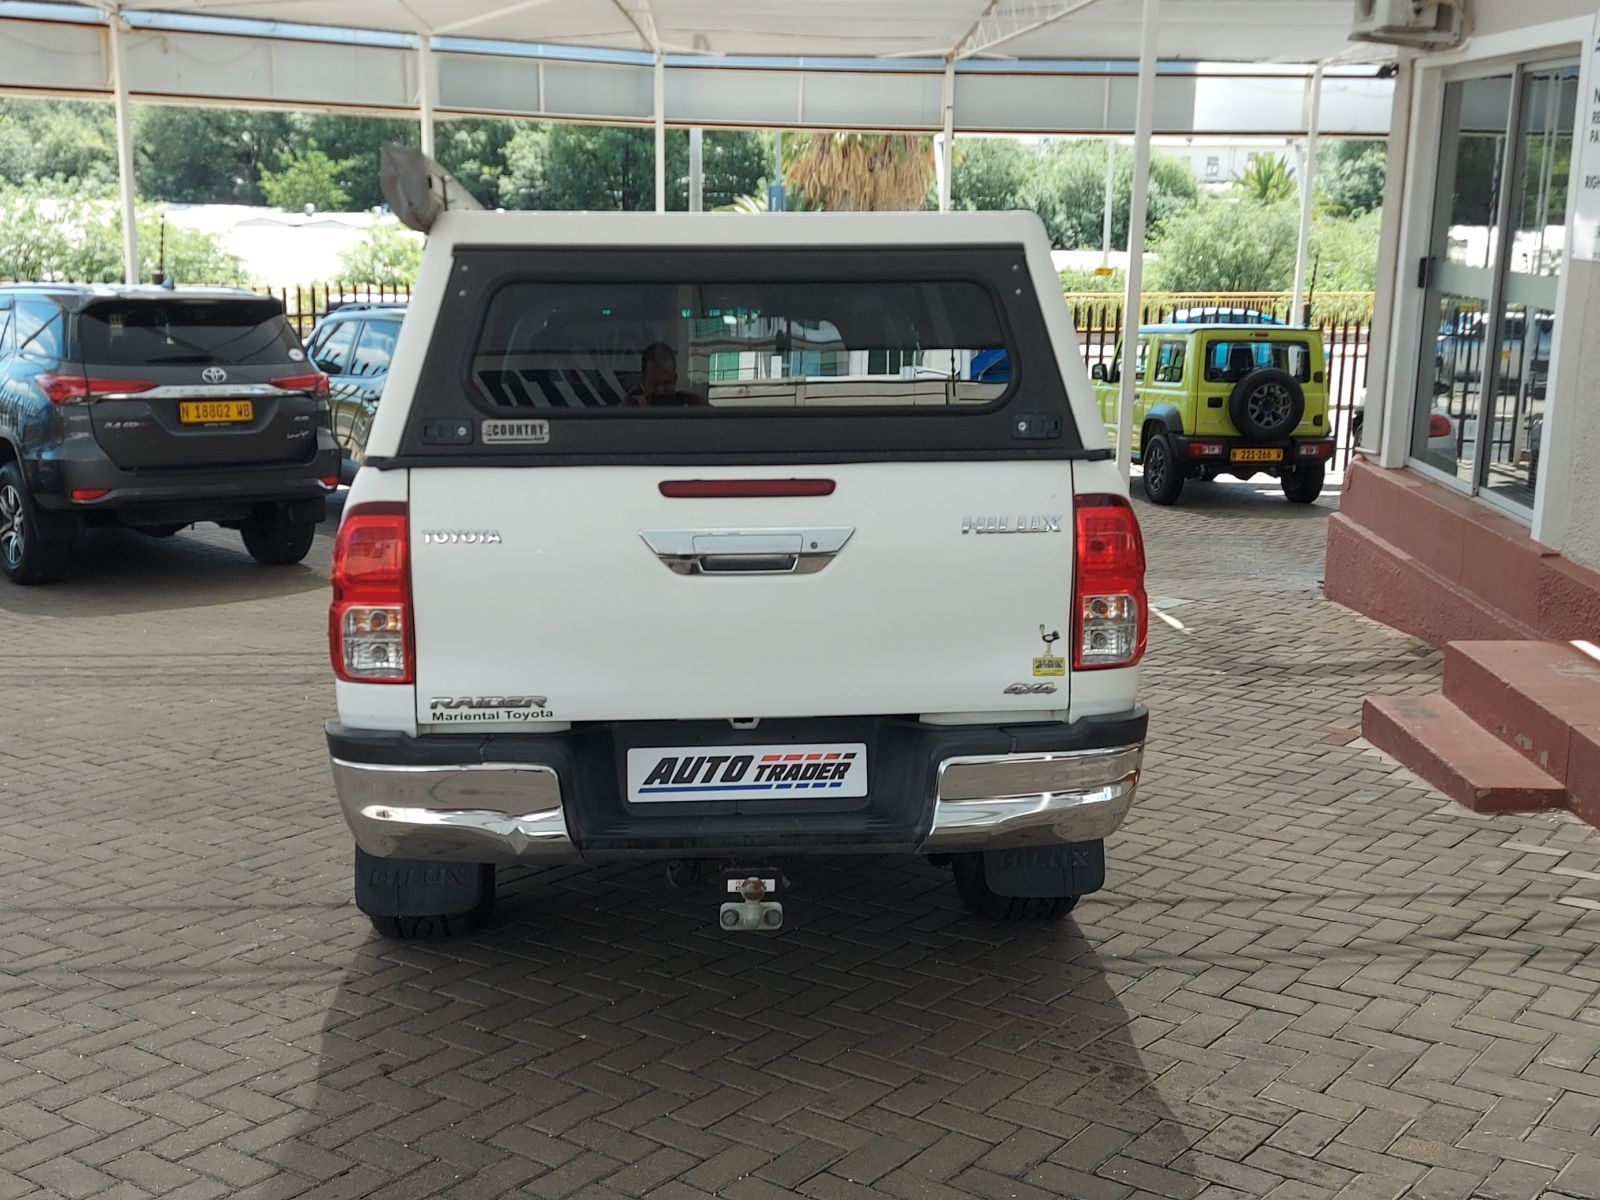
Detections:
784,133,934,211
1232,154,1298,205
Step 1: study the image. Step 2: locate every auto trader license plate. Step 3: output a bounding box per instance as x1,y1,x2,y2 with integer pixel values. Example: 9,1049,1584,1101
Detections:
1231,447,1283,463
179,400,253,424
627,743,868,803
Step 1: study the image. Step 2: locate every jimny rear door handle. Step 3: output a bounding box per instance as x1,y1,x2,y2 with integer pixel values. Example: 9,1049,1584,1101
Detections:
639,528,854,576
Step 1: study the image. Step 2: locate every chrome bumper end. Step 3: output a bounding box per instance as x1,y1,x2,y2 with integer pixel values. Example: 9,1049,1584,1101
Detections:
330,758,581,864
920,744,1142,852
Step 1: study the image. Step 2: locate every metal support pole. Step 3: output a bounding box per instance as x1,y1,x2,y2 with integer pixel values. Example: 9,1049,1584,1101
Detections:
1291,64,1324,324
689,126,703,212
653,52,666,212
417,35,436,160
938,59,955,212
1116,0,1159,485
107,12,139,284
1101,137,1116,268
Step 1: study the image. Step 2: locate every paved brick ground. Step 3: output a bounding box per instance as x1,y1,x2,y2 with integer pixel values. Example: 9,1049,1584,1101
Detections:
2,480,1598,1200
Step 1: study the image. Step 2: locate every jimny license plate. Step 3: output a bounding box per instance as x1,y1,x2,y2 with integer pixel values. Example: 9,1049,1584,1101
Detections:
179,400,253,424
1231,447,1284,463
627,743,868,804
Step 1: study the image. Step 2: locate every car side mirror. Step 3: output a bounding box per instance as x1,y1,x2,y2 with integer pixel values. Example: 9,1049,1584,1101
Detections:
1091,363,1107,382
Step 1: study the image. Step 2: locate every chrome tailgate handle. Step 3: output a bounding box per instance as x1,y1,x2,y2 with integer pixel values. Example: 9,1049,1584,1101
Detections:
640,528,854,575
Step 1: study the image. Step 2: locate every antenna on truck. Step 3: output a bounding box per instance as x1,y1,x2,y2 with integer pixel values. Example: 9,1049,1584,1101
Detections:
379,143,485,235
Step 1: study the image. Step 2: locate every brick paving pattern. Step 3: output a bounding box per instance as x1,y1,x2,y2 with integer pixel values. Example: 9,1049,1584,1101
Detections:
2,479,1598,1200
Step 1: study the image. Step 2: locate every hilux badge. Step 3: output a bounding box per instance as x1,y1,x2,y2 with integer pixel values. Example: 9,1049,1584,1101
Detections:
962,515,1063,534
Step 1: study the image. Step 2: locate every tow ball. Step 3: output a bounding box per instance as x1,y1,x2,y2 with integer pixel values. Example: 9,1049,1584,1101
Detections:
719,869,784,932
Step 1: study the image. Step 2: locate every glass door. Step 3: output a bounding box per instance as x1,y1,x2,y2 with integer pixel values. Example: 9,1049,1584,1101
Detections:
1413,62,1578,514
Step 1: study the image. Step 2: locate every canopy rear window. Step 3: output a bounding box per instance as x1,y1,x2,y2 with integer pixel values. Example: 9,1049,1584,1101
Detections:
78,298,301,367
470,279,1011,413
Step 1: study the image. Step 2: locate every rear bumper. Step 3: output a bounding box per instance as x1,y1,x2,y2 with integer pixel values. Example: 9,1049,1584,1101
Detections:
28,434,340,518
327,709,1147,864
1169,435,1335,467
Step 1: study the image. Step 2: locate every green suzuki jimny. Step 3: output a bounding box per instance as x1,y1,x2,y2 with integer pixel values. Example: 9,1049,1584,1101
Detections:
1092,324,1336,506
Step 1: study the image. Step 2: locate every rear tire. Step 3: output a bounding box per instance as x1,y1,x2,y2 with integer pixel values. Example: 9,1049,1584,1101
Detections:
241,510,316,565
1281,461,1326,504
354,845,495,939
0,462,77,585
1140,432,1185,506
951,854,1079,922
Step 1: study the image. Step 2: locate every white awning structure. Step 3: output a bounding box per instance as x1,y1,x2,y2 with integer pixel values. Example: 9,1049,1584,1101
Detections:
0,0,1396,483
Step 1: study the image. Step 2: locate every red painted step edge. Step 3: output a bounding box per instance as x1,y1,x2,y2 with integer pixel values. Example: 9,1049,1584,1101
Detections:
1362,694,1566,814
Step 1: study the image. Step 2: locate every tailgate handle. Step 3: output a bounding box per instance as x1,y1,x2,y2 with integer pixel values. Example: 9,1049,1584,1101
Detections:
640,527,853,576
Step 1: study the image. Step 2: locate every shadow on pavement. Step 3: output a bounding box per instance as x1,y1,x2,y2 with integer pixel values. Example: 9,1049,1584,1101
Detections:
0,523,331,618
285,858,1189,1196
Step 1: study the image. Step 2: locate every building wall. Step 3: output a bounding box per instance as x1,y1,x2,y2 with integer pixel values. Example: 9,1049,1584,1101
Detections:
1471,0,1597,38
1536,258,1600,573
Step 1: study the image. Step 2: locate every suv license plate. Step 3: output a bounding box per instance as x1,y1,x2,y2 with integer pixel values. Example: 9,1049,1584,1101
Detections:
179,400,253,424
627,743,868,803
1231,447,1283,463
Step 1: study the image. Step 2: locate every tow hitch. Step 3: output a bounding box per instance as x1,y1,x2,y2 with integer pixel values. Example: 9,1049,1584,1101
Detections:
719,868,784,932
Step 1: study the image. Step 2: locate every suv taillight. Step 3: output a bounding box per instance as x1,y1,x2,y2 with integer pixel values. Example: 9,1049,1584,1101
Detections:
36,373,157,404
270,371,332,399
1073,494,1148,670
330,502,412,683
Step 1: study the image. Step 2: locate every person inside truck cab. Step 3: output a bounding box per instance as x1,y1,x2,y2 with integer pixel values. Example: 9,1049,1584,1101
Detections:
622,342,702,407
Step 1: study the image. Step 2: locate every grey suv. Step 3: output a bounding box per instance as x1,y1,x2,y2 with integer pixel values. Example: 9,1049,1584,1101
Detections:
0,285,341,584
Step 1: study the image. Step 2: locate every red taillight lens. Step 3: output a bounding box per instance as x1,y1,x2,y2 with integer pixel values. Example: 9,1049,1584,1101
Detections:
1188,440,1225,458
330,501,412,683
660,479,837,499
36,374,157,404
1074,494,1147,671
1428,412,1453,438
70,488,111,502
271,371,332,399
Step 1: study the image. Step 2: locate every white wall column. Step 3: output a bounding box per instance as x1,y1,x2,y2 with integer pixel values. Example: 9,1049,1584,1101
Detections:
688,126,703,212
417,35,436,160
653,52,666,212
1116,0,1159,484
1291,64,1324,323
1101,137,1116,267
107,12,139,284
938,59,955,212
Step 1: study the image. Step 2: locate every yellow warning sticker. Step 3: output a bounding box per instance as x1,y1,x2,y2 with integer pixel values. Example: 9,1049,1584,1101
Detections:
1032,656,1066,677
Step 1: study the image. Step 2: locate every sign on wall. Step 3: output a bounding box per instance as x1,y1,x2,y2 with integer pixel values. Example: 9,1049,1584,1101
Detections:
1573,13,1600,261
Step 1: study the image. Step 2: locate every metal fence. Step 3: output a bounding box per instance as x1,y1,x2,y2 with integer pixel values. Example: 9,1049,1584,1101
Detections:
260,283,1375,468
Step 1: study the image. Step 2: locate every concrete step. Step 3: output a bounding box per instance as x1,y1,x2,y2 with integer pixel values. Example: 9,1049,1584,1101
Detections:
1362,694,1566,814
1443,640,1600,785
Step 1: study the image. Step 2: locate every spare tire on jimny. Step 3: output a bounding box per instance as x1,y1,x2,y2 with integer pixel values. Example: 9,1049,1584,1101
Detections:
1228,369,1305,441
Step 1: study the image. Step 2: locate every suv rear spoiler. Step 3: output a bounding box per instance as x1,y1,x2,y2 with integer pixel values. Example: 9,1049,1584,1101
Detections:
380,144,484,234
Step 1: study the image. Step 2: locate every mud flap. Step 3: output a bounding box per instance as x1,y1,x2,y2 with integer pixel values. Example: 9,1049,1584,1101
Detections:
353,847,492,919
982,840,1105,898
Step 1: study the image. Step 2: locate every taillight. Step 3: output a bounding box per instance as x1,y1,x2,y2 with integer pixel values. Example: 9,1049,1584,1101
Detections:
1073,494,1147,670
270,371,332,399
36,374,157,404
330,502,412,683
660,479,837,498
1428,412,1453,438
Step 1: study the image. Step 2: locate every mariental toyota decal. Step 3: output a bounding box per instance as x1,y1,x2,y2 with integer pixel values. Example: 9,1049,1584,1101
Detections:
627,743,869,803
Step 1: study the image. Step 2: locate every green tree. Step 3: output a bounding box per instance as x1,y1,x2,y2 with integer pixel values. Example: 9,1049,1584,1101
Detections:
950,137,1034,211
1319,139,1386,217
136,106,292,205
1233,154,1299,205
1025,141,1200,250
0,97,117,188
1148,197,1299,291
293,114,417,210
337,220,424,286
498,124,763,212
259,142,355,212
696,130,769,211
0,180,243,283
435,117,520,207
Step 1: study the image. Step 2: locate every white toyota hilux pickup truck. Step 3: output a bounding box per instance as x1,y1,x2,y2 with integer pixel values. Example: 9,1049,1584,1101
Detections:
326,208,1148,937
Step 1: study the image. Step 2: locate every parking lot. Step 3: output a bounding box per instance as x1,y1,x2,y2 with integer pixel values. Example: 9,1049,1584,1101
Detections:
3,483,1598,1200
